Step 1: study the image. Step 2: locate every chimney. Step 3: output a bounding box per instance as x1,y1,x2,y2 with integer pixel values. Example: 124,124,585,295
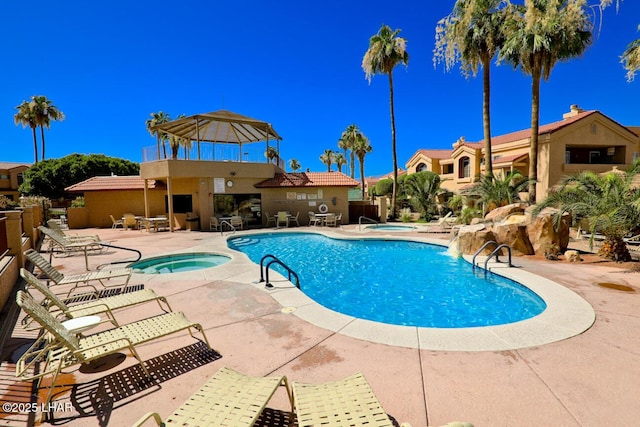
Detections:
563,104,584,119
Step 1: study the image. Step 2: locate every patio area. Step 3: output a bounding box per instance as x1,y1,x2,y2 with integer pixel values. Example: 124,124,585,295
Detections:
1,225,639,426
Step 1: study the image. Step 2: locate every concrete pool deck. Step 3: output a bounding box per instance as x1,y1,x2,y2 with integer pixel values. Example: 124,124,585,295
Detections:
1,225,639,426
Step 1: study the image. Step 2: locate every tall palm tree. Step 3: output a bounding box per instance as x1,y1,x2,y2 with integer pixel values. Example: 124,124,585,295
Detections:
145,111,172,159
363,24,409,219
334,153,347,173
168,114,187,159
289,158,301,172
434,0,507,178
353,136,373,199
14,100,39,163
500,0,592,204
319,149,335,172
534,164,640,261
339,124,364,178
621,25,640,81
30,96,64,161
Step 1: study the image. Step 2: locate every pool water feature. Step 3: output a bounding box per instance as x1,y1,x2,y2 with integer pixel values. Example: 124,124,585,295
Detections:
228,233,546,328
129,252,230,274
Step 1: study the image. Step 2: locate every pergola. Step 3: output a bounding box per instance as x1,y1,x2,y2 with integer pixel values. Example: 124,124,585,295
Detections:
151,109,282,162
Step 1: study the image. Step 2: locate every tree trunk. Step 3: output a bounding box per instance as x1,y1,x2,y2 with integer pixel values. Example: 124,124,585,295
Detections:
40,125,46,160
388,72,398,219
482,57,492,177
31,126,38,163
360,157,366,199
350,151,356,179
529,68,541,204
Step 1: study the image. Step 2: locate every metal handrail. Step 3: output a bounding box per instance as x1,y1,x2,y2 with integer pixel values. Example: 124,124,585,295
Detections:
219,220,236,235
471,241,499,269
358,216,378,231
259,254,300,288
96,242,142,269
483,244,513,275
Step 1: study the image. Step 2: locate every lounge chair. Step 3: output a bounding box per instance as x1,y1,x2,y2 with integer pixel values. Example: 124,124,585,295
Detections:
424,212,455,233
38,226,104,270
110,214,125,229
20,268,171,328
24,248,132,295
132,366,293,427
293,372,395,427
46,219,101,243
15,290,212,411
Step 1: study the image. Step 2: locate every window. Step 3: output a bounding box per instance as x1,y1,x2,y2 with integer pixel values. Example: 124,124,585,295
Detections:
589,151,600,164
416,163,427,172
442,164,454,174
214,194,262,227
165,194,193,214
458,157,470,178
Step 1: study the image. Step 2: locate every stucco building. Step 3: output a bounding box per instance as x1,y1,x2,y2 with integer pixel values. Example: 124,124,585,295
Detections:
406,105,640,196
0,162,29,202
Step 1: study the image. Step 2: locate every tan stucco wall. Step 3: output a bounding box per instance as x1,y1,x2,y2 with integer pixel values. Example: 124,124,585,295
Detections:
260,187,350,227
83,190,166,228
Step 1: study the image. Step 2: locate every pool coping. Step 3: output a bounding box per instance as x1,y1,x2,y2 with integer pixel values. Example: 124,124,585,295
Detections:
147,228,596,352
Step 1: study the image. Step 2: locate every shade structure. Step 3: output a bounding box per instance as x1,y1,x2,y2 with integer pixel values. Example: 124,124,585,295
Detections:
152,109,282,145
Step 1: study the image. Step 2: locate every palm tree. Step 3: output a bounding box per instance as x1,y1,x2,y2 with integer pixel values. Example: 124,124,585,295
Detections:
621,25,640,81
289,158,301,172
145,111,172,159
265,146,279,164
434,0,507,178
334,153,347,173
14,100,39,163
168,114,187,159
319,149,335,172
339,124,364,178
471,170,533,213
363,24,409,219
30,96,64,161
352,136,373,199
403,171,442,221
534,165,640,261
500,0,592,204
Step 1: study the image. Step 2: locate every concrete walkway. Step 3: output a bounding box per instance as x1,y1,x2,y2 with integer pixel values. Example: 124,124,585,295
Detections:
1,225,639,427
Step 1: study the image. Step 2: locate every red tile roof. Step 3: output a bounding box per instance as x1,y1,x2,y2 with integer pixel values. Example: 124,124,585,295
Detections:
492,153,528,166
0,162,30,170
254,172,359,188
65,176,165,192
415,149,453,159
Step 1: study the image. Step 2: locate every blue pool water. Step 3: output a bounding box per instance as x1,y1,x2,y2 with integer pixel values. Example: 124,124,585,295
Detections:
129,253,230,274
228,233,546,328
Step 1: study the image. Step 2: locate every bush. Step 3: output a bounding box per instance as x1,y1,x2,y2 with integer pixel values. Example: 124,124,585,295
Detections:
399,208,413,222
70,196,85,208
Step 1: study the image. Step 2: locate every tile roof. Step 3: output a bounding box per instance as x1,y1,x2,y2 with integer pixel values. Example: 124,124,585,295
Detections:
415,149,453,159
0,161,30,170
493,153,528,166
65,176,165,192
254,172,359,188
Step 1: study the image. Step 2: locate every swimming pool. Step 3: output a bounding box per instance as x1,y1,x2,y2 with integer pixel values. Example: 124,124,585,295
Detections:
129,252,230,274
228,233,546,328
365,224,417,231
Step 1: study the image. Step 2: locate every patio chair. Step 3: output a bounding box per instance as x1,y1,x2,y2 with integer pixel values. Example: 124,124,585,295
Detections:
24,248,132,295
276,211,290,228
324,213,337,227
209,216,220,231
265,211,277,227
20,268,171,328
308,211,321,226
38,226,104,270
132,366,293,427
110,214,125,229
289,211,300,227
335,212,343,226
123,213,139,230
15,290,212,411
230,215,244,230
292,372,394,427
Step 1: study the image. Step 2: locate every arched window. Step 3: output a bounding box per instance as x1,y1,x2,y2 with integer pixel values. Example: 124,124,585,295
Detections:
416,162,427,172
458,157,470,178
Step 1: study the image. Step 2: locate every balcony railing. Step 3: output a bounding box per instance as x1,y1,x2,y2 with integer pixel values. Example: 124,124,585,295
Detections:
142,142,284,169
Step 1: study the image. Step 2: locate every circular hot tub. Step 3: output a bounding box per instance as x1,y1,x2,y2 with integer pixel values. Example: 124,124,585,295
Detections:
129,252,230,274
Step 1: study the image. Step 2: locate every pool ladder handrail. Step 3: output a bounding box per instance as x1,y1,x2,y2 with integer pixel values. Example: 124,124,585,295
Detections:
219,220,236,235
259,254,300,289
471,241,513,274
358,216,378,231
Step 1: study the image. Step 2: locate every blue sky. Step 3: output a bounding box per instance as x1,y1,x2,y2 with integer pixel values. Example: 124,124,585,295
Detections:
1,1,639,178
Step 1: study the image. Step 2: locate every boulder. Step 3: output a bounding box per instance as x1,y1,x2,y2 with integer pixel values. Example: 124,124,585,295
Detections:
492,215,534,256
564,249,582,262
456,224,497,255
484,203,528,223
525,206,572,256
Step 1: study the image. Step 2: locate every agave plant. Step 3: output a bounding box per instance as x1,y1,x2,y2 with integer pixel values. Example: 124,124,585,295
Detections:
534,164,640,261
